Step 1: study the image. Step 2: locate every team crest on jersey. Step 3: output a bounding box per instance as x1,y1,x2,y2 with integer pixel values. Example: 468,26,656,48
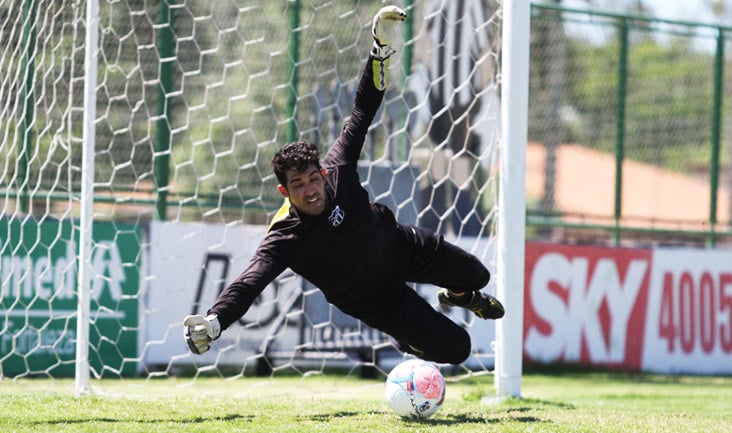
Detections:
328,205,345,227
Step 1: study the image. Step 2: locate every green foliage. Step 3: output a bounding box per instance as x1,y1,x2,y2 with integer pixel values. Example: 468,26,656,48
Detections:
531,11,726,175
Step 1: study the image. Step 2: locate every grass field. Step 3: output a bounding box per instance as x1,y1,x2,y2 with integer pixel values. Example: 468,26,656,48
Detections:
2,370,731,432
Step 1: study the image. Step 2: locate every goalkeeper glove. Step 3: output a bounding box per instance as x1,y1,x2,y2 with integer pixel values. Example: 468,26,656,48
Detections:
183,314,221,355
371,5,407,60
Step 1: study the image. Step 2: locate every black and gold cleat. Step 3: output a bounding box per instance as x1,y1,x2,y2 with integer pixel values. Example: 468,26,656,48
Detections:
438,289,505,320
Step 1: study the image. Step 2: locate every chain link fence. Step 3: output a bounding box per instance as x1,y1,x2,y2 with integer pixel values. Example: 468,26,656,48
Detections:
528,3,732,246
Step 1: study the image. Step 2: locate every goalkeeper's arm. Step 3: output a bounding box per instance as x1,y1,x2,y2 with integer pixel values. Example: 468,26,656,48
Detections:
324,5,407,167
183,254,285,355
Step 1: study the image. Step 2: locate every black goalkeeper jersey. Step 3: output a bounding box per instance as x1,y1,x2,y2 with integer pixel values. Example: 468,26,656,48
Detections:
208,55,411,330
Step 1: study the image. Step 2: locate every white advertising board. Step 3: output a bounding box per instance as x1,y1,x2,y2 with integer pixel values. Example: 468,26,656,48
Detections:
144,221,496,369
642,248,732,374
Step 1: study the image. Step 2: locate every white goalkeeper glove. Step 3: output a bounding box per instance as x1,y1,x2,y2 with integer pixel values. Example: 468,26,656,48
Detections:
183,314,221,355
371,5,407,60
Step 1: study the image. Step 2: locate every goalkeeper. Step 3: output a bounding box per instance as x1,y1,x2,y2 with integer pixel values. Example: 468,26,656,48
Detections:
184,5,504,365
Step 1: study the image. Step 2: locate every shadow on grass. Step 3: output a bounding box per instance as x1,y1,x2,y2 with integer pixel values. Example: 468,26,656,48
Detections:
422,413,546,426
508,397,576,410
298,409,553,426
301,412,374,422
31,398,572,428
29,413,254,426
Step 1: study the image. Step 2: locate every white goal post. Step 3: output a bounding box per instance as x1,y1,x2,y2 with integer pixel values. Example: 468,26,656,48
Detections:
0,0,527,399
495,0,529,398
75,0,100,397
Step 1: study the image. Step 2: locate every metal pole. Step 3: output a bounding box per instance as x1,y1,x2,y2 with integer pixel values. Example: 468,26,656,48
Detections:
155,0,175,221
708,28,724,247
613,18,628,245
495,0,529,399
75,0,100,396
286,0,301,143
18,0,38,214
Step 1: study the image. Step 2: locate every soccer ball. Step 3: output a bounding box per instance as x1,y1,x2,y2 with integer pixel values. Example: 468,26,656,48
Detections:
385,359,446,419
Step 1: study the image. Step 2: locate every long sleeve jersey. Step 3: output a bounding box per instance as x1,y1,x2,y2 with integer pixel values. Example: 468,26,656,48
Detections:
209,54,409,330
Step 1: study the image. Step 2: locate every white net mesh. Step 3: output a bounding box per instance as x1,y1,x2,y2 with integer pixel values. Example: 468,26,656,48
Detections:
0,0,502,383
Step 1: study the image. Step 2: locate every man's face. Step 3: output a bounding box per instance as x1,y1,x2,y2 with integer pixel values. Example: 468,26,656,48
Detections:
277,164,328,216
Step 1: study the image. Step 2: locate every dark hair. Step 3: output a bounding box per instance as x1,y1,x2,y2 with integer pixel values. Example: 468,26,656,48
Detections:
272,141,322,187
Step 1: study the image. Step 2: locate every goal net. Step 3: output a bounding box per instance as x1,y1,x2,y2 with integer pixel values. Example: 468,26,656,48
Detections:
0,0,521,394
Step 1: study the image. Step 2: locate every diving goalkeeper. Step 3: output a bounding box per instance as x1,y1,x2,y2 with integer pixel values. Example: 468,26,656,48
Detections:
183,5,504,365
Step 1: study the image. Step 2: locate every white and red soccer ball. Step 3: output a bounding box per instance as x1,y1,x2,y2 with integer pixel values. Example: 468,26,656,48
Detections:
385,359,446,419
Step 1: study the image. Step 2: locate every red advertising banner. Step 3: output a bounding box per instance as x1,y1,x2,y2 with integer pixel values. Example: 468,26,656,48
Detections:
524,243,732,374
524,243,652,371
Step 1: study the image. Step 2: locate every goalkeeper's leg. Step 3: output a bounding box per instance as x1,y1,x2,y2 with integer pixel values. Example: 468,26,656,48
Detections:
378,287,471,365
401,225,504,320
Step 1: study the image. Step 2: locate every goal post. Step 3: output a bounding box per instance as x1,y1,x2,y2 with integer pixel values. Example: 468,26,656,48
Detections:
0,0,526,397
495,0,530,399
74,0,100,397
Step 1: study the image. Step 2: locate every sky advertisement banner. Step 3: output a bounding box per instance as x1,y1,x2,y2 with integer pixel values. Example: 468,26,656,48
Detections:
524,243,732,374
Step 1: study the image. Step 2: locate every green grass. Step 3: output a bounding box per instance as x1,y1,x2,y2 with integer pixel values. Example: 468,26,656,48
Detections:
1,371,731,432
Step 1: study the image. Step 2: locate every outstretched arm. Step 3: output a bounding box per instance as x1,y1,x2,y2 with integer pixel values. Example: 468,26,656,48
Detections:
324,6,406,168
184,245,286,355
